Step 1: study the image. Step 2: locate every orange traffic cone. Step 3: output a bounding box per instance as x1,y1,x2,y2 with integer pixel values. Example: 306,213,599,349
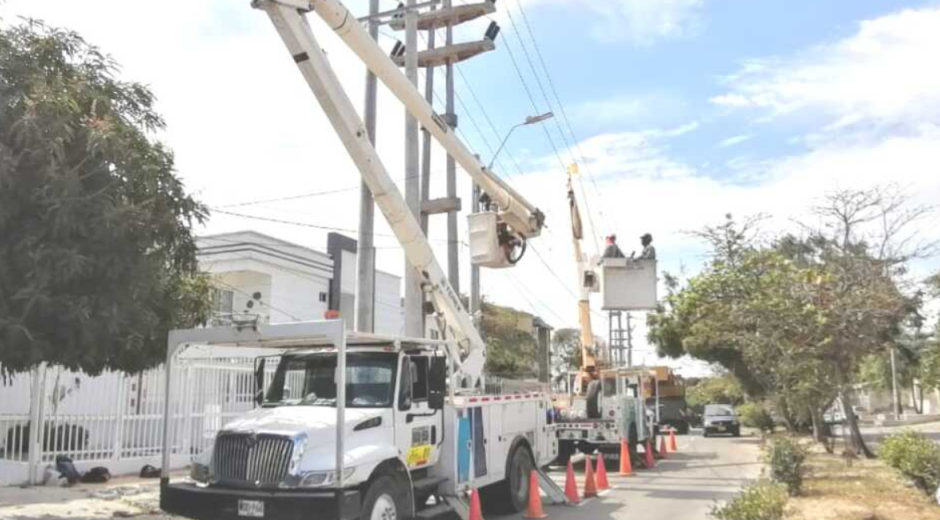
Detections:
595,453,609,490
524,470,547,519
669,429,678,452
619,438,633,476
469,488,485,520
644,440,655,469
583,454,598,498
564,460,580,504
659,436,669,459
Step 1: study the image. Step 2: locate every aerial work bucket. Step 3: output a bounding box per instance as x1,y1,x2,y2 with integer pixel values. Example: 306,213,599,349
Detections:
600,258,657,310
468,211,526,269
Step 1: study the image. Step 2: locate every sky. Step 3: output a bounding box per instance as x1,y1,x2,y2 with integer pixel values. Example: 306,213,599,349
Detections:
4,0,940,375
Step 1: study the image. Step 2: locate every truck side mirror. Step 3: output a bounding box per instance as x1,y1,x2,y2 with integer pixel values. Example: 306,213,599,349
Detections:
428,357,446,410
253,357,266,406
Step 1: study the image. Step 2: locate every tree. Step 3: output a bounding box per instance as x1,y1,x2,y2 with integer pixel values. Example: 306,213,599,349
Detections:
480,301,538,377
686,375,744,410
0,20,210,375
648,190,924,457
552,328,582,372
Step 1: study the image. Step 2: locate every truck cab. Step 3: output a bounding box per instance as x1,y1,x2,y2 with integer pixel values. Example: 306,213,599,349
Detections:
555,368,655,464
160,323,561,520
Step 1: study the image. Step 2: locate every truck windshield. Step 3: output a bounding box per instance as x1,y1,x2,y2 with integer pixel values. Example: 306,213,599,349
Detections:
265,352,397,408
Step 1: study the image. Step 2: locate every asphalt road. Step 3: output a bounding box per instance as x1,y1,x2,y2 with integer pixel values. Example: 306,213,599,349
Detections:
492,430,763,520
0,430,763,520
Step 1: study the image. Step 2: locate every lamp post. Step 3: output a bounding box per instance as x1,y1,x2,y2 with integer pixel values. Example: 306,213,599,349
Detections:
470,111,554,324
488,112,554,170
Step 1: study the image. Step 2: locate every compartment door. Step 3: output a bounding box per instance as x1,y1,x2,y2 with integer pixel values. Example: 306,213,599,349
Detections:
457,410,472,483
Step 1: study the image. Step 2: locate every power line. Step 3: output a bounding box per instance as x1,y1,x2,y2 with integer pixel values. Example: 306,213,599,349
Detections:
217,169,456,208
210,207,467,247
512,0,618,238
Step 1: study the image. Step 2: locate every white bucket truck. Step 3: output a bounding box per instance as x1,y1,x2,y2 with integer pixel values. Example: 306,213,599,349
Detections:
160,0,563,518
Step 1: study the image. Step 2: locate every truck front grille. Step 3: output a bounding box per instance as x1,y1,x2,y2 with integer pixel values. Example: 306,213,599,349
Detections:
212,432,294,486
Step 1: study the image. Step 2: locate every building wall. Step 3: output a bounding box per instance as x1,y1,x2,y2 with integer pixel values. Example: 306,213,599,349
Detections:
269,269,330,323
375,271,404,336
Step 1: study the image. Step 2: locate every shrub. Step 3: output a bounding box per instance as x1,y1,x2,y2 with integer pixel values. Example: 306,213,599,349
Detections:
878,430,940,494
763,436,806,495
737,403,775,433
710,481,787,520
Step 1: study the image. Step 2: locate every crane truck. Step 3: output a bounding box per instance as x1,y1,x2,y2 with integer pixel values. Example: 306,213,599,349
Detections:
159,1,564,519
552,176,656,463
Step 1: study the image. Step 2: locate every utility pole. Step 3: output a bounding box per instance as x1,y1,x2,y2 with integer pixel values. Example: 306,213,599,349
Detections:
444,0,459,295
386,0,498,327
403,0,424,338
419,6,435,235
355,0,380,333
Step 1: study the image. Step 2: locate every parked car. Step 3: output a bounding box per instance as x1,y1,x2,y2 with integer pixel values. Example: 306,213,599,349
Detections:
823,402,864,424
703,404,741,437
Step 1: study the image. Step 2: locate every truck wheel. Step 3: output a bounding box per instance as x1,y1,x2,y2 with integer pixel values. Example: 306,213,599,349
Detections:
483,444,534,514
361,475,408,520
555,441,573,466
586,381,601,419
628,423,639,456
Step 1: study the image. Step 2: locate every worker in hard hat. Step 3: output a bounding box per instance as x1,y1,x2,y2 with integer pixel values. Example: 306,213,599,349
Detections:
601,234,625,259
636,233,656,260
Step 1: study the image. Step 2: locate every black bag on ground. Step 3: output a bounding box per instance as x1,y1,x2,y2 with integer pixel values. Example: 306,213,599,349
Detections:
139,464,161,478
55,455,81,485
81,466,111,483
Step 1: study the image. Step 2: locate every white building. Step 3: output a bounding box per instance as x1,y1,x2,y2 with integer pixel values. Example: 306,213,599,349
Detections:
198,230,403,335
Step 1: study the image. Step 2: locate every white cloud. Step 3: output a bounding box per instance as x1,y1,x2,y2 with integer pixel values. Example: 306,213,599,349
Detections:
712,6,940,135
523,0,705,45
718,134,753,148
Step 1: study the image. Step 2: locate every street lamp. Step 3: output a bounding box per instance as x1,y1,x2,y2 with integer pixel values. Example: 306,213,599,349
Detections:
488,112,554,170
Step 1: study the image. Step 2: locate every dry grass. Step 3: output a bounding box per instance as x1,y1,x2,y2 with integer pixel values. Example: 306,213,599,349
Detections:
786,444,940,520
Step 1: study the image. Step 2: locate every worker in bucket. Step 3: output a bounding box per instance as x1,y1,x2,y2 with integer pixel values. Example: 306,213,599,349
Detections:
601,234,625,259
634,233,656,260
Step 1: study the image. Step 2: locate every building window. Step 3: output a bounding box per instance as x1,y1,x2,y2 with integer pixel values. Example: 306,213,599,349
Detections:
212,288,234,315
319,292,327,303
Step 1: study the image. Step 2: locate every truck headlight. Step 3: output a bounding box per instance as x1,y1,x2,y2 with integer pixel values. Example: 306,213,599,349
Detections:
298,468,356,488
190,461,211,485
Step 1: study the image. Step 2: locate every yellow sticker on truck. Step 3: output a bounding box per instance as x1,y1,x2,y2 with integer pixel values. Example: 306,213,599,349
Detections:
407,445,432,467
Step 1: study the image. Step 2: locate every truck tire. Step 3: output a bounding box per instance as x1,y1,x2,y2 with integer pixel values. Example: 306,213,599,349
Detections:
586,380,601,419
361,475,408,520
555,441,573,466
627,423,639,457
482,444,534,514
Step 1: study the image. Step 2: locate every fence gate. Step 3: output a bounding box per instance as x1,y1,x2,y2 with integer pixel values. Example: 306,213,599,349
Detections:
0,357,256,486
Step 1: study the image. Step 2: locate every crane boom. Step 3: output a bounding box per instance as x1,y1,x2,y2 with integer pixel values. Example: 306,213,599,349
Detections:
297,0,543,239
567,176,597,390
254,0,540,390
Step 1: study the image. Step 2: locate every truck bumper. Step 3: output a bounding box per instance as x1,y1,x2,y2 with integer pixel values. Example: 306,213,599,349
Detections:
160,481,361,520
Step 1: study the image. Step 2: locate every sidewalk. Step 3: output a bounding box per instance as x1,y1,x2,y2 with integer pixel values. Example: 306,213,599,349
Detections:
0,474,181,520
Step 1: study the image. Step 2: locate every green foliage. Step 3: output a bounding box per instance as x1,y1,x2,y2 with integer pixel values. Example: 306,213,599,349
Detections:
648,202,914,458
687,376,745,410
481,301,538,377
552,328,582,371
0,20,207,374
878,430,940,494
738,402,775,433
763,436,806,495
710,481,788,520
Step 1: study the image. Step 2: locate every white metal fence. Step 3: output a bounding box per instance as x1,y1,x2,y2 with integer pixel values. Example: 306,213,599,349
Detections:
0,356,257,486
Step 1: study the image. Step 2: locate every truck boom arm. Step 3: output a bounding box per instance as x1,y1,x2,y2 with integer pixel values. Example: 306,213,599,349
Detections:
300,0,543,239
255,0,496,388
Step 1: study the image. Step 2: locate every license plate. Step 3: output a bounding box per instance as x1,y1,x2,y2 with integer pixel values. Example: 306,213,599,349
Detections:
238,500,264,518
716,425,726,431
